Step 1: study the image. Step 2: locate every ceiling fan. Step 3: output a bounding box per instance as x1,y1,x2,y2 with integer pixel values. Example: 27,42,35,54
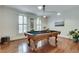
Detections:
38,5,61,16
42,5,45,12
42,5,56,13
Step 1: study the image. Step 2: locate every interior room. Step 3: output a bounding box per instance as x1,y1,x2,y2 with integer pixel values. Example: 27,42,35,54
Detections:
0,5,79,53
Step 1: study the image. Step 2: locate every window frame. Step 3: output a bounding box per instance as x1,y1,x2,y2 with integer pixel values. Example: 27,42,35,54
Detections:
18,15,27,33
36,17,42,31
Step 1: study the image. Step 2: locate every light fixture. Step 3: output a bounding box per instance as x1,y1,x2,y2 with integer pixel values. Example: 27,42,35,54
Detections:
38,6,43,10
57,12,61,16
43,16,46,18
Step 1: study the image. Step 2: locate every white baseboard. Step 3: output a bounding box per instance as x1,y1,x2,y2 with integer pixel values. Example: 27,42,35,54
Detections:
58,35,70,38
10,35,25,41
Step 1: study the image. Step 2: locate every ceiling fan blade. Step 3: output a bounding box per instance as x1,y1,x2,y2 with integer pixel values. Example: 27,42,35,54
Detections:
42,5,57,15
45,11,57,13
43,5,45,12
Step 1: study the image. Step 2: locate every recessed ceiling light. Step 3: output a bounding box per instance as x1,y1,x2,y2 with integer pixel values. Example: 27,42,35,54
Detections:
38,6,43,10
57,12,61,16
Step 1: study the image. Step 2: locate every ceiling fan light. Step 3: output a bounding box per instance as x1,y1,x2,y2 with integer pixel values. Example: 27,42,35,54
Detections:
38,6,42,10
43,16,46,18
57,12,61,16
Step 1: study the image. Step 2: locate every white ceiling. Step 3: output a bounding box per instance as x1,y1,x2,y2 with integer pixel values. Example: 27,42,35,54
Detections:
5,5,79,16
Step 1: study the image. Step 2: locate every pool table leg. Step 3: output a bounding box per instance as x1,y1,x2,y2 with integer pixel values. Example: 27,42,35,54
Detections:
55,36,57,47
33,41,37,52
47,37,50,44
28,39,37,51
27,38,31,47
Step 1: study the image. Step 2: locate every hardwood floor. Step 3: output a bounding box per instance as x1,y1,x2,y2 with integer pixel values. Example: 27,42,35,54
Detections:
0,37,79,53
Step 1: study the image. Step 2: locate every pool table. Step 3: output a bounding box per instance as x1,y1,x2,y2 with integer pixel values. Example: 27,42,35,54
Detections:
24,30,60,51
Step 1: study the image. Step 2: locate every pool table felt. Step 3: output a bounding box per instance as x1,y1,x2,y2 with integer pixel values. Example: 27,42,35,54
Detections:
27,30,61,35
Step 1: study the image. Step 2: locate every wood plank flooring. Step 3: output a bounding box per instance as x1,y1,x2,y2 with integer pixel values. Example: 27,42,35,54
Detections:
0,37,79,53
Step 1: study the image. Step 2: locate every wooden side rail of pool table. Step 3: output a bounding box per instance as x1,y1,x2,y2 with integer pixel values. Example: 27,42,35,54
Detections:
24,32,60,51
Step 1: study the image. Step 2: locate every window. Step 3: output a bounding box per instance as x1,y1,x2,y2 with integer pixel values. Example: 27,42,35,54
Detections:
36,17,41,31
18,15,27,33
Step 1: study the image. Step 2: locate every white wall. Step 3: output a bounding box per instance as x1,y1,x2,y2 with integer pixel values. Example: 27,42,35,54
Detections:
0,6,37,40
48,7,79,38
1,5,77,40
41,17,48,30
0,6,47,41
